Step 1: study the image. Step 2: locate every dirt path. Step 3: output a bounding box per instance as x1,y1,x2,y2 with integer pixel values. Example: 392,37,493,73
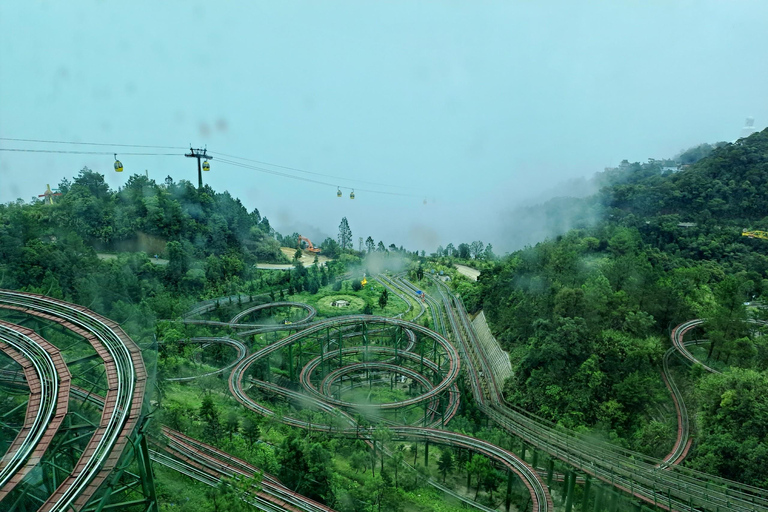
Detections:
255,263,295,270
454,264,480,281
279,247,332,266
97,253,169,265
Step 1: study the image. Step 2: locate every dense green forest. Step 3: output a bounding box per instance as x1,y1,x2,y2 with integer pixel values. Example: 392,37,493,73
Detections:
2,131,768,507
448,129,768,487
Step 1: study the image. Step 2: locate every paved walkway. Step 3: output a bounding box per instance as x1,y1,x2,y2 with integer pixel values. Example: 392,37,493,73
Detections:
454,264,480,281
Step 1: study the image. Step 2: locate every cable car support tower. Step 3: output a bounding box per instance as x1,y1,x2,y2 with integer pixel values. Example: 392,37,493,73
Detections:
184,147,212,188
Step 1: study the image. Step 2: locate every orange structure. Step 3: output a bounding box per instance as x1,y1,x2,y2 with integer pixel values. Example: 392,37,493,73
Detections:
298,235,321,253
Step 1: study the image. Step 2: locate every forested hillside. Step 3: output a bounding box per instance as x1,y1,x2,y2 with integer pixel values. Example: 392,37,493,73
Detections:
473,129,768,486
0,169,342,327
0,169,288,293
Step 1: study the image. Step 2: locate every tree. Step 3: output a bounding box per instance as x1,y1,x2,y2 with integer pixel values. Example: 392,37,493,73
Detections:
481,466,500,501
200,394,223,444
242,413,261,447
225,410,240,442
437,448,454,482
395,444,407,485
690,369,768,486
352,279,363,292
206,475,263,512
338,217,352,251
200,394,217,423
483,243,495,261
470,240,484,259
166,241,189,285
366,236,375,253
445,243,456,257
303,441,334,503
372,427,393,475
409,443,418,464
378,289,389,309
350,450,369,474
320,237,340,258
377,241,386,252
277,431,308,491
457,243,470,259
705,275,750,360
466,454,491,499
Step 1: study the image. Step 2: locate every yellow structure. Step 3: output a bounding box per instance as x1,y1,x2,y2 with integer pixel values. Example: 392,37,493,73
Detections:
742,229,768,241
361,277,367,287
38,184,62,204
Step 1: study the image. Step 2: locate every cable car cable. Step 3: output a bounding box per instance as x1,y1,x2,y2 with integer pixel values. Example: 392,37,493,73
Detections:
215,157,419,197
0,137,186,150
1,137,420,193
208,150,418,191
1,137,429,200
0,148,178,156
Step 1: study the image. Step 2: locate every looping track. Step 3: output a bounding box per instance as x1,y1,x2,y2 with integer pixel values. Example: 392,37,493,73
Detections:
0,320,70,499
232,315,461,412
164,336,247,382
0,289,147,512
229,303,552,511
9,280,765,511
68,384,335,512
180,301,316,331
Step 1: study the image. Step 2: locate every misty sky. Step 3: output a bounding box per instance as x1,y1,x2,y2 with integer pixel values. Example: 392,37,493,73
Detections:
1,1,766,253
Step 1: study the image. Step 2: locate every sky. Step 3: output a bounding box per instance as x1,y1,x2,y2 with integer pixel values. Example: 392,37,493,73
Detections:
1,1,767,254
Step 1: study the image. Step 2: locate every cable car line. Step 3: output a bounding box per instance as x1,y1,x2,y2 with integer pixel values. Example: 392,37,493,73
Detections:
216,157,419,198
0,136,186,150
2,138,415,191
208,150,415,190
0,148,178,156
2,136,429,200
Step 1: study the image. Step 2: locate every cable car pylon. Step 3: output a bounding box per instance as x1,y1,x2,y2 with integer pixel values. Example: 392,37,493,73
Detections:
185,146,212,188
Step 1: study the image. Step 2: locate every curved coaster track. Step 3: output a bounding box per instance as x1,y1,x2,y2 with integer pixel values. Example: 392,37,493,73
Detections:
4,281,768,511
0,289,155,512
425,275,768,511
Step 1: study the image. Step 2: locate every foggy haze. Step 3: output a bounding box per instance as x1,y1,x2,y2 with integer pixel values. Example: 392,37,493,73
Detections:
1,1,767,254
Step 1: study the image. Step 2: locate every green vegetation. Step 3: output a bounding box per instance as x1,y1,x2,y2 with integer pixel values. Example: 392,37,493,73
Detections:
434,129,768,486
4,130,768,508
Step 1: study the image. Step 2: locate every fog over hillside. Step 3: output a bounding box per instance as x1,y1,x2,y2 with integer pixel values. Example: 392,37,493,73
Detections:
1,1,766,253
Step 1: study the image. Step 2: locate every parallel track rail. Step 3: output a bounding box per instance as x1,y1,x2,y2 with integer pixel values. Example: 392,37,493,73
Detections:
229,308,552,511
0,289,147,512
0,321,70,499
428,277,768,511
